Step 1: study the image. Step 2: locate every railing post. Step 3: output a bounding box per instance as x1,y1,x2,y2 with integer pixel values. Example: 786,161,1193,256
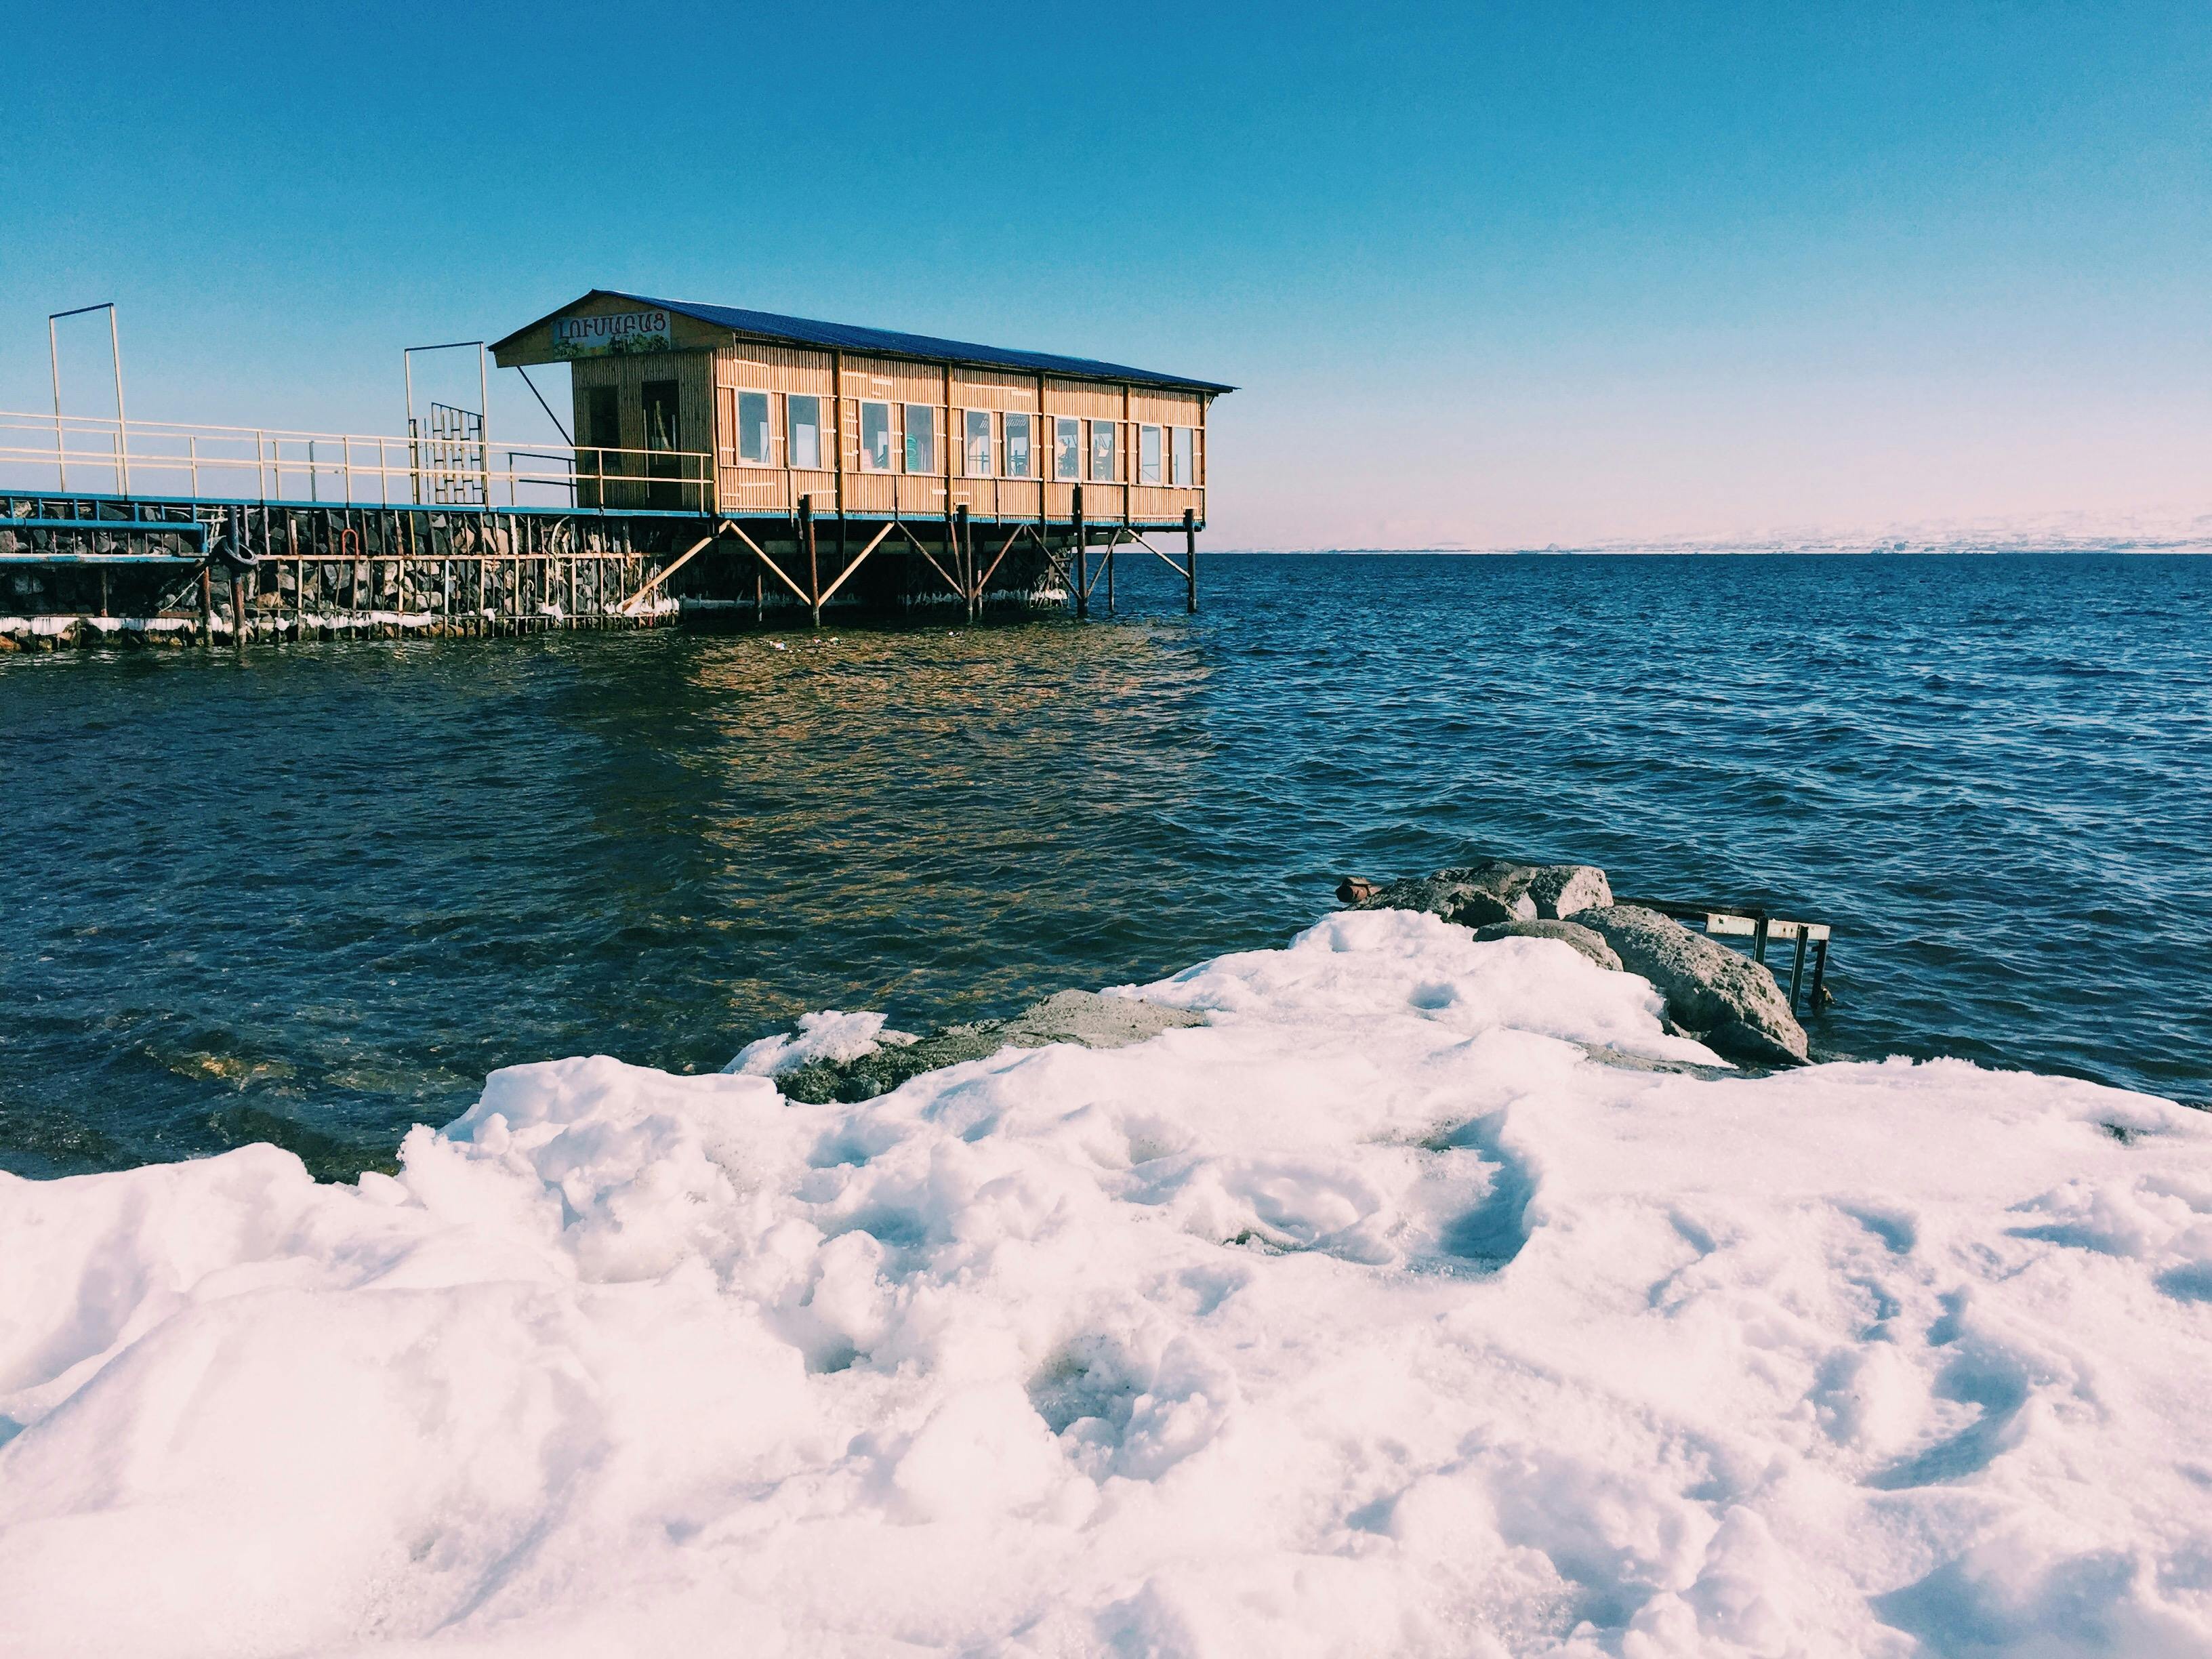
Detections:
49,314,67,493
109,305,129,495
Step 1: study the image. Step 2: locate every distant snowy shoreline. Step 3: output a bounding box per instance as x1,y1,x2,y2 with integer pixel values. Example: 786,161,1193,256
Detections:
3,909,2208,1656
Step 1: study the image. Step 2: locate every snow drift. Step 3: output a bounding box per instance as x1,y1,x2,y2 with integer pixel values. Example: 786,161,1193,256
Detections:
3,909,2210,1657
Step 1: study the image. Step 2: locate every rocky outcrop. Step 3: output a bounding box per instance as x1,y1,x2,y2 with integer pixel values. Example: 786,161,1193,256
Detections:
775,989,1204,1104
1343,863,1811,1069
1573,905,1809,1067
1345,859,1614,928
1527,863,1614,920
1469,918,1623,971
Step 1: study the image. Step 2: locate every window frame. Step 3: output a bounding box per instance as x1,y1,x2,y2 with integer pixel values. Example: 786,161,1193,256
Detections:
1138,423,1162,487
734,388,773,467
963,407,995,478
903,403,937,476
1088,418,1117,484
787,393,823,472
1171,425,1195,487
1054,416,1082,481
1003,411,1034,480
858,399,894,473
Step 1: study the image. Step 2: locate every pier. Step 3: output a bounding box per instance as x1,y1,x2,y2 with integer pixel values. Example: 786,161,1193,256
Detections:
0,292,1231,649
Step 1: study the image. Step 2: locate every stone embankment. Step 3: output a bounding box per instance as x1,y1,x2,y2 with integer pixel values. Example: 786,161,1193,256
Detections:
743,857,1810,1108
1339,859,1810,1066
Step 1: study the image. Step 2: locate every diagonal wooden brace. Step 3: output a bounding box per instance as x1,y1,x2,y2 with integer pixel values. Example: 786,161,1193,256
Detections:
726,520,813,605
1124,530,1193,578
619,533,715,615
893,518,964,598
817,520,896,607
974,523,1029,595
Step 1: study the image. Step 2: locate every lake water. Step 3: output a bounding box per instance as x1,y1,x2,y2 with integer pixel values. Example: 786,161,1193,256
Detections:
3,552,2207,1179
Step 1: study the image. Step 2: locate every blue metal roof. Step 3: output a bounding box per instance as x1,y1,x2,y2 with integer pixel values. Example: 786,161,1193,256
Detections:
603,290,1235,394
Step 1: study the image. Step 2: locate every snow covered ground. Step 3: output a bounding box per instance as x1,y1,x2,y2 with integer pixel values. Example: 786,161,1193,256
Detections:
3,909,2210,1657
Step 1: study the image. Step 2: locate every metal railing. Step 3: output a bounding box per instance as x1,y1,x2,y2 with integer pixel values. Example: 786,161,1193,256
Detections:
0,410,713,514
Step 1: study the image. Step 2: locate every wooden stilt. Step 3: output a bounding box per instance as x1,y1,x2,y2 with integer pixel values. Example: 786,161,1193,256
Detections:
199,562,213,646
1105,526,1115,614
801,495,819,626
956,504,972,621
1183,506,1197,613
1073,485,1087,618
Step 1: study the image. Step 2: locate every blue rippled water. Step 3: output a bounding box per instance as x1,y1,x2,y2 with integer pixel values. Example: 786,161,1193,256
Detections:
3,552,2207,1177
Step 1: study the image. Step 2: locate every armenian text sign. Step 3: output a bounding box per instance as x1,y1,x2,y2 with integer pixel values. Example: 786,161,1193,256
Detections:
550,309,674,357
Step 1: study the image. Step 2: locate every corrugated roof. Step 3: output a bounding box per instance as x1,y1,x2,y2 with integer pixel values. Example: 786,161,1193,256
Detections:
599,291,1235,394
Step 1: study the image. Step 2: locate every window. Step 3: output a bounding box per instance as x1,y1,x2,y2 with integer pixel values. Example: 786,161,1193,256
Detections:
1004,412,1033,478
1139,424,1162,486
586,386,621,452
1089,419,1116,483
904,403,936,474
963,409,994,476
1054,417,1081,480
1172,425,1195,487
737,391,771,464
643,380,681,509
860,401,893,471
788,394,821,470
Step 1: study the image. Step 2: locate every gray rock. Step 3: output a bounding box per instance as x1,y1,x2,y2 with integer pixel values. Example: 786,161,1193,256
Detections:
1469,918,1623,971
1350,860,1540,927
1349,859,1615,928
1526,864,1613,920
1573,904,1809,1067
775,990,1203,1104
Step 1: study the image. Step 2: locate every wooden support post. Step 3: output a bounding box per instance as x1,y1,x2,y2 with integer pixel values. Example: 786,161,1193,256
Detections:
800,495,821,626
199,562,213,646
1105,527,1116,614
1183,505,1197,613
1788,927,1809,1013
1810,936,1832,1010
956,503,972,621
1072,484,1087,618
230,573,247,647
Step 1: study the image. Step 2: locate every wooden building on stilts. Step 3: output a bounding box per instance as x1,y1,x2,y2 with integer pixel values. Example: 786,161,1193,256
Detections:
0,291,1228,647
488,291,1233,623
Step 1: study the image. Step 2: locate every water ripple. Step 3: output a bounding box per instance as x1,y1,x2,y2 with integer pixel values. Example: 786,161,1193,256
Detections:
2,552,2208,1176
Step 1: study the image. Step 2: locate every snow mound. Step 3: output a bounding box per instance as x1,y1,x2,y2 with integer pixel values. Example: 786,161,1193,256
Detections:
726,1008,916,1077
3,909,2209,1656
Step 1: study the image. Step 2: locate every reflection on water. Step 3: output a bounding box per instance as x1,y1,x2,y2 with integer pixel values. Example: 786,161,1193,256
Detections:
3,552,2208,1177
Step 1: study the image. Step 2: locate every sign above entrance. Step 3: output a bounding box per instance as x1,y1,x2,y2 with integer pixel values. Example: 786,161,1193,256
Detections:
550,308,674,358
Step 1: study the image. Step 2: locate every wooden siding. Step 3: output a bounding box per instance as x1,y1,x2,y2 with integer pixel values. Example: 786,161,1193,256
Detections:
568,351,716,512
558,337,1212,525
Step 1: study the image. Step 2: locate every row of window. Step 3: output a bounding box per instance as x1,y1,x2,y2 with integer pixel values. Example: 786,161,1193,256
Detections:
729,390,1198,486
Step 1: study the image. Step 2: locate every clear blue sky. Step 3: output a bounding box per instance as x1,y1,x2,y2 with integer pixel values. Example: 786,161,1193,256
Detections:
3,1,2205,548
